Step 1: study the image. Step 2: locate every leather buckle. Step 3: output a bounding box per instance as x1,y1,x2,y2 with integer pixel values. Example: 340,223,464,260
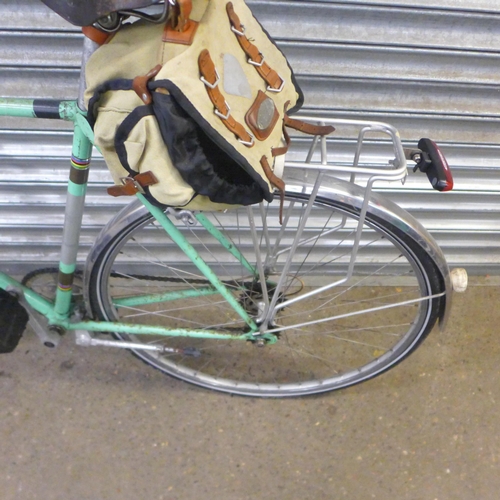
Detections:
120,177,145,194
267,77,285,93
248,54,265,68
214,101,231,120
238,134,255,147
231,25,246,36
200,69,221,89
107,172,159,197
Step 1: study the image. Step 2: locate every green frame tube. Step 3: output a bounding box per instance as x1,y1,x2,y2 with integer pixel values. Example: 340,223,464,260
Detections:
113,286,220,308
0,98,38,118
136,194,259,332
112,212,260,310
0,273,54,317
195,213,256,275
64,319,249,340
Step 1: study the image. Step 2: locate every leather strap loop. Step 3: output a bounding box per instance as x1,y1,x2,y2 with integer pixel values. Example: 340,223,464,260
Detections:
198,49,254,146
132,65,162,105
226,2,284,91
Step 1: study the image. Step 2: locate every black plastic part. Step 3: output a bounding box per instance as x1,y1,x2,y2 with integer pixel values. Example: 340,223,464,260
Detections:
0,289,29,353
414,138,454,192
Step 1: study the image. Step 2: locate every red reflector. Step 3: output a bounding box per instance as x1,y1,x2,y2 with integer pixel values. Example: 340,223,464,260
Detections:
430,140,453,192
417,138,454,192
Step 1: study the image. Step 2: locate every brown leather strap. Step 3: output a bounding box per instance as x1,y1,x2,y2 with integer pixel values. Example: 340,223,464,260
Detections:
133,65,162,105
82,26,111,45
260,156,285,225
107,171,159,197
198,49,254,146
226,2,284,92
163,0,198,45
272,126,290,157
284,115,335,136
272,116,334,157
272,102,292,157
163,0,198,44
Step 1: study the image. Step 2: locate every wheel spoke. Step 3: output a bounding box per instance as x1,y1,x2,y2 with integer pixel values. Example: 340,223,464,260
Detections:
89,192,441,396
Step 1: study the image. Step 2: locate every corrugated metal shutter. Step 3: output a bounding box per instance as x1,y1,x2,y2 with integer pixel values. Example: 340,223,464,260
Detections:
1,0,500,274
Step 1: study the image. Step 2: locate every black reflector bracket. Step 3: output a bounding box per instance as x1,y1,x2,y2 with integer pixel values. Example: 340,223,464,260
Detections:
409,138,454,192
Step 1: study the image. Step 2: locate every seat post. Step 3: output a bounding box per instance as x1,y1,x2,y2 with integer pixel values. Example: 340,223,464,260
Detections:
77,35,100,111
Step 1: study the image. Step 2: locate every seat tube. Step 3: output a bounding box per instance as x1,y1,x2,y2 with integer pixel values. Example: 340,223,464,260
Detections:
54,125,92,318
53,34,98,318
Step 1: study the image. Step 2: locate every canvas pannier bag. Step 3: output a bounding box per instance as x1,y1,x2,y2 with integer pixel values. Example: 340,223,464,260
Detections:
85,0,333,212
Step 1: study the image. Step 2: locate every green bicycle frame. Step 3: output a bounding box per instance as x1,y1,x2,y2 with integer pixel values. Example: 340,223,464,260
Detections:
0,97,263,341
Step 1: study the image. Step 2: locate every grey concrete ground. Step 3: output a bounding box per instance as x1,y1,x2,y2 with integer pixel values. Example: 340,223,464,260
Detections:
1,281,500,500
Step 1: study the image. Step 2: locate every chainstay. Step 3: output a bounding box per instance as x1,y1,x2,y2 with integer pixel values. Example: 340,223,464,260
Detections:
22,267,250,287
22,269,300,301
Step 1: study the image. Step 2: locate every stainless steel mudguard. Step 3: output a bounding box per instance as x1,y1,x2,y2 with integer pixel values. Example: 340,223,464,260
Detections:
84,176,452,330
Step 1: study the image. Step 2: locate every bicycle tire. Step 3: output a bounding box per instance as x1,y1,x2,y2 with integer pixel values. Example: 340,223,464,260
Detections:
87,190,444,397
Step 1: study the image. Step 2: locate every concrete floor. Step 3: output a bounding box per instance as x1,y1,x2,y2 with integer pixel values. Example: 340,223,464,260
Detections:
1,282,500,500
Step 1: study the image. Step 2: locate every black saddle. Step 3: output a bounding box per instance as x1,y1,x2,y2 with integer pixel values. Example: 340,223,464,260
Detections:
40,0,162,26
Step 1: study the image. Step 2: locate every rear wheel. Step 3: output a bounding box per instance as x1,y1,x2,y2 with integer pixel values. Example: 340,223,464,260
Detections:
88,192,443,396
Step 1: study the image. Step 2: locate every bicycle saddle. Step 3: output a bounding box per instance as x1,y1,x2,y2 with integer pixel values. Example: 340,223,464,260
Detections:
40,0,162,26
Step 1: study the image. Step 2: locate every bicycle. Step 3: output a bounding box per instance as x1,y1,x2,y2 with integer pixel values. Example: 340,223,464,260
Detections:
0,0,466,397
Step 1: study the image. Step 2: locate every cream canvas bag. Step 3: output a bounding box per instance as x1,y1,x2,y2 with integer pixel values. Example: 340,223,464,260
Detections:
85,0,332,212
